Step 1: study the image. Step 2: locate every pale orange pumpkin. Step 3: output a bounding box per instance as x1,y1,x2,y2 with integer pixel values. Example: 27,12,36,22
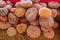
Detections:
25,7,38,21
52,21,58,29
7,27,17,37
20,0,33,8
43,28,55,39
15,8,26,17
27,25,41,38
16,23,27,33
48,2,60,9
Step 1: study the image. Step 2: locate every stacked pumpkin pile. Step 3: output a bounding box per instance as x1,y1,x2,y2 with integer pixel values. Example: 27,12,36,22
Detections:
0,0,60,39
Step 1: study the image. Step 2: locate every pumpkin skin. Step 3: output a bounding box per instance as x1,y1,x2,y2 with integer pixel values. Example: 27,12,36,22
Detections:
16,23,27,33
0,8,8,16
27,25,41,38
0,1,6,8
4,5,12,11
8,13,18,24
7,1,13,6
32,3,41,10
15,2,21,8
20,0,33,8
0,16,7,22
0,22,11,29
41,26,50,32
39,17,54,29
52,21,58,29
15,8,26,17
51,9,58,18
48,2,60,9
39,7,52,18
39,2,47,7
10,8,16,13
43,28,55,39
25,7,38,21
7,27,17,37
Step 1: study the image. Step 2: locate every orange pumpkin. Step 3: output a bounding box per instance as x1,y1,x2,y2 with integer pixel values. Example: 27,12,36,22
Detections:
16,23,27,33
27,25,41,38
7,27,17,37
15,8,26,17
20,0,33,8
39,7,52,18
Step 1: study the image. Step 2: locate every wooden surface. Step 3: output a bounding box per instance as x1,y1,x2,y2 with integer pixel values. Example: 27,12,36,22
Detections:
0,25,60,40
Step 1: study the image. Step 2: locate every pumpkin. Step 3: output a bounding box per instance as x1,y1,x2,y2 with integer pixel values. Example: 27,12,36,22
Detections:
52,21,58,29
39,7,52,18
0,1,6,8
4,5,12,11
15,8,26,17
20,0,33,8
0,16,7,22
0,8,8,16
48,2,60,8
43,28,55,39
51,9,58,18
33,3,41,10
39,17,54,29
0,22,11,29
16,23,27,33
15,2,21,8
10,8,16,13
7,27,17,37
25,7,38,21
27,25,41,38
8,13,18,24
